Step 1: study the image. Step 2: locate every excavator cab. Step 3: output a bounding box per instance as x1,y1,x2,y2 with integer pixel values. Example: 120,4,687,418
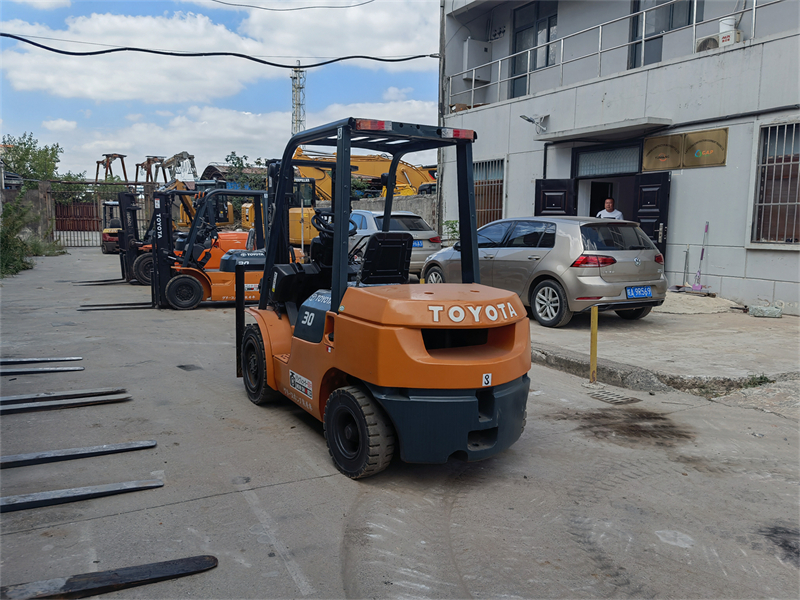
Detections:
237,118,531,479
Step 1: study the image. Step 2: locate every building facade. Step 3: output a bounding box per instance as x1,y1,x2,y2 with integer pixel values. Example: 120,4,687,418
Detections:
439,0,799,314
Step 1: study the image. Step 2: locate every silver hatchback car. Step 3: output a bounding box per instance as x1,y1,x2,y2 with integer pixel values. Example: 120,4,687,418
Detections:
422,216,667,327
350,210,441,276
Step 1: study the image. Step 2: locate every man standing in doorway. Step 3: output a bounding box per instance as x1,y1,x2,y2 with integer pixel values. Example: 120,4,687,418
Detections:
596,197,623,219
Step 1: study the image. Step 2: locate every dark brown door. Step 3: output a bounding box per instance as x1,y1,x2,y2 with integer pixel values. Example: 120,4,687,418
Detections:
632,171,671,255
534,178,576,216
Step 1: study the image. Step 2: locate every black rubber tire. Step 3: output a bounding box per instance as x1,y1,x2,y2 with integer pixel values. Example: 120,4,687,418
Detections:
616,306,653,320
530,279,573,328
324,386,395,479
101,244,109,254
164,274,204,310
424,265,445,284
132,252,153,286
241,324,282,405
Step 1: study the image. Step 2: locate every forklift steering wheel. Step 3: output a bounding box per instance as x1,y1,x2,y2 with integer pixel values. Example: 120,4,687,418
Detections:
311,210,358,237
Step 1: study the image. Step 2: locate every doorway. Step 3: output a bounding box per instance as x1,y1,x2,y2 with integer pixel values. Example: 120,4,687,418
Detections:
580,177,636,220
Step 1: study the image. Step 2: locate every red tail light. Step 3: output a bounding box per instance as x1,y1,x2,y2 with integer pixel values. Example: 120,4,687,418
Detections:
655,253,664,265
571,254,617,268
429,236,441,244
355,119,392,131
441,127,475,140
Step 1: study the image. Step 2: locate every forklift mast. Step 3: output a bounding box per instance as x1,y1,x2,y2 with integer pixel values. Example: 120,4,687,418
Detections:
259,118,479,314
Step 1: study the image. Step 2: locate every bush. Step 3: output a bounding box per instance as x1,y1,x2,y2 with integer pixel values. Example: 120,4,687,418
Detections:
0,199,66,277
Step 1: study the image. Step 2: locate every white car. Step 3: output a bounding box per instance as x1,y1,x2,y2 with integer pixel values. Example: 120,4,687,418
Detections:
349,210,441,276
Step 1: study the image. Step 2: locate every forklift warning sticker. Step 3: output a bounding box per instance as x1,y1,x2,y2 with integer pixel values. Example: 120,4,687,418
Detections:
482,373,492,387
245,283,259,292
290,371,313,398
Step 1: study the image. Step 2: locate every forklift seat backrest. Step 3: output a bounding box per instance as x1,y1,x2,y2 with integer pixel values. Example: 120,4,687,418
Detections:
108,218,122,229
359,232,413,285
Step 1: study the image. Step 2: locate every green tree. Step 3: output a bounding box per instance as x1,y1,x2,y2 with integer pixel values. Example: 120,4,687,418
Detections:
2,132,63,193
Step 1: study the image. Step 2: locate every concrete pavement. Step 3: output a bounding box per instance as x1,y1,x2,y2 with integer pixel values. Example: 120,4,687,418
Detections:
529,291,800,420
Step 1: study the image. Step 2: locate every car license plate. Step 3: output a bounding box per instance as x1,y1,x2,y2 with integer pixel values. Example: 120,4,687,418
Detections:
626,286,652,299
412,240,423,247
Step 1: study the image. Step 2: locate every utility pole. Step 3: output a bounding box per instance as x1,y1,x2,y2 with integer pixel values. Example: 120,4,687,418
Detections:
290,61,306,135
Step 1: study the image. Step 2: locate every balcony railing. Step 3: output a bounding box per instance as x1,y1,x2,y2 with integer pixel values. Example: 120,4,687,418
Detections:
447,0,786,112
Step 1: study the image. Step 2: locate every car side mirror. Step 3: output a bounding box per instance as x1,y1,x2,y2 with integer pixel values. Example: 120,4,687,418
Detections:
453,241,461,251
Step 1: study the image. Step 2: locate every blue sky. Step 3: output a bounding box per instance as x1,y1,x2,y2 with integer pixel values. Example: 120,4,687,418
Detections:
1,0,440,176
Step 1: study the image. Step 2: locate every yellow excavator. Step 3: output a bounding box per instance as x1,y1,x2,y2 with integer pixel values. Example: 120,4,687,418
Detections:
292,147,435,201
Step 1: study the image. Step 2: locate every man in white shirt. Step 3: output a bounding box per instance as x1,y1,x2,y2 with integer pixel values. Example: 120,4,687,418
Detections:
596,197,623,220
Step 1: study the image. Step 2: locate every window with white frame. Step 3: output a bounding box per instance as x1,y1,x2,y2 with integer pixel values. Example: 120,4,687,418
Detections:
752,123,799,244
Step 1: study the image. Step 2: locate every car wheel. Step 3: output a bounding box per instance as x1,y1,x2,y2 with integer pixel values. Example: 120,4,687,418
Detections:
615,306,653,320
324,386,395,479
132,253,153,286
424,266,445,284
165,274,204,310
530,280,573,328
241,324,282,405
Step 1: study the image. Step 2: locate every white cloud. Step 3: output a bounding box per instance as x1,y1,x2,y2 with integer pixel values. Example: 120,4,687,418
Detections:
42,118,77,131
54,99,438,175
125,114,143,122
79,109,91,118
0,2,439,103
155,111,174,117
8,0,71,9
383,87,414,101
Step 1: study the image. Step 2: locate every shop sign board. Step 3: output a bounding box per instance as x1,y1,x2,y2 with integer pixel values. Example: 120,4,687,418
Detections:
643,128,728,171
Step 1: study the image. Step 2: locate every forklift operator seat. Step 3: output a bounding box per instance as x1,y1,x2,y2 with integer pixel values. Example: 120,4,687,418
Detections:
358,231,413,285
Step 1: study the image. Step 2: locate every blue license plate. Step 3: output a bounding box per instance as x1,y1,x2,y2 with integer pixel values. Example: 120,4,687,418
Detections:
626,286,652,299
412,240,423,247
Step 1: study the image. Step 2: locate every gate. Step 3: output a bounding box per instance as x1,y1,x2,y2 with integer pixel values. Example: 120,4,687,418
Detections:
48,182,153,247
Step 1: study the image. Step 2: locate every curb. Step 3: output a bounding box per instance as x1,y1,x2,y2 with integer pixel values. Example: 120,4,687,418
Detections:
530,343,800,398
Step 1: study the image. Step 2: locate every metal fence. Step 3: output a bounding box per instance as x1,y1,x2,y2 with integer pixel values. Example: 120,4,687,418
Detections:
48,182,152,247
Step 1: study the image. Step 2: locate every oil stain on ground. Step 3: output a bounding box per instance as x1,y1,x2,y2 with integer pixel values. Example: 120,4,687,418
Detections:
554,408,694,448
759,524,800,567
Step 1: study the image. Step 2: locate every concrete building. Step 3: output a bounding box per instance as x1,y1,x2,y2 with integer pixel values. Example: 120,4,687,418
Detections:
438,0,799,314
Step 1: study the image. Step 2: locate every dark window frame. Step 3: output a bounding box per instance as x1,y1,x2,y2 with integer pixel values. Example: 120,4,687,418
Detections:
628,0,705,69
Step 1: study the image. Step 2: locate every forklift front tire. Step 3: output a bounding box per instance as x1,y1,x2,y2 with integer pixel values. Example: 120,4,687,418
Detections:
165,274,204,310
241,325,282,405
324,386,395,479
132,253,153,286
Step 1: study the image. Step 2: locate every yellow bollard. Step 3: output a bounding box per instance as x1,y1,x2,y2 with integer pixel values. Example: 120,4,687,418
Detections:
589,305,598,383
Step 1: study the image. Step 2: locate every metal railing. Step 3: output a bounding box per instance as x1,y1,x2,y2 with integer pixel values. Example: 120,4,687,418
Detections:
448,0,786,111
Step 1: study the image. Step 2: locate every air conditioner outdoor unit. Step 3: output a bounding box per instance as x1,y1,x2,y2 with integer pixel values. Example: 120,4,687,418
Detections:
696,30,742,52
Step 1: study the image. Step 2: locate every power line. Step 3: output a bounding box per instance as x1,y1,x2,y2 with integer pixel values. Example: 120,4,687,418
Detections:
209,0,376,11
0,33,437,69
3,33,418,60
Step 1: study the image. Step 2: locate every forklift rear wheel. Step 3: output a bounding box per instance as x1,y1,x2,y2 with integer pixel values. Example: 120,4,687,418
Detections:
101,245,109,254
165,274,204,310
241,325,282,405
324,386,395,479
132,253,153,286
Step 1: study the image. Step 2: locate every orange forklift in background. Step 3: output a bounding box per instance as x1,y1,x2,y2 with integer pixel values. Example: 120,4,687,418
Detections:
235,118,531,479
150,188,267,310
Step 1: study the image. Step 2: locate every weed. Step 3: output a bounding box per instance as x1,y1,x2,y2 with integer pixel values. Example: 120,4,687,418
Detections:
742,373,773,389
0,198,66,277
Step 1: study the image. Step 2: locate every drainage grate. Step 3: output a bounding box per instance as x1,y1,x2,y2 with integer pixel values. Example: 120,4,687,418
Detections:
589,390,642,405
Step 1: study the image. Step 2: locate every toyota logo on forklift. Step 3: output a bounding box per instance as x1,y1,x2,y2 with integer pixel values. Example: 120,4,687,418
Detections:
236,117,531,480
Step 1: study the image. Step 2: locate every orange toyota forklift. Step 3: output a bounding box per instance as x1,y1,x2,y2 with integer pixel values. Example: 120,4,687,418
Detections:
235,118,531,478
151,188,267,310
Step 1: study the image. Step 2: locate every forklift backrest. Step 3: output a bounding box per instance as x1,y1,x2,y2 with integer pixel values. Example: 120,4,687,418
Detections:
358,232,413,285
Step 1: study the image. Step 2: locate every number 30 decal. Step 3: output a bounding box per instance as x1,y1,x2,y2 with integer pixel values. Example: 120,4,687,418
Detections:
301,311,315,326
482,373,492,387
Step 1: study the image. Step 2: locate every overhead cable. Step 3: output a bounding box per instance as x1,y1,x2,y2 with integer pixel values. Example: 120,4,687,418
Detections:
0,33,437,69
209,0,376,11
